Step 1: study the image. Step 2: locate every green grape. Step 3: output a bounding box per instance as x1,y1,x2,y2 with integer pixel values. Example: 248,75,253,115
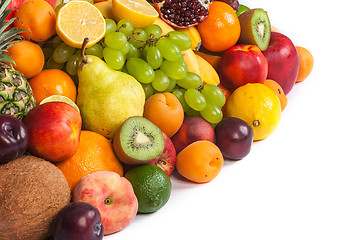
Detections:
53,43,75,64
156,37,182,61
54,3,65,15
176,71,202,89
103,47,125,70
167,31,192,51
119,41,130,55
126,43,140,58
71,75,79,87
129,29,147,48
146,46,162,69
160,59,187,80
85,44,104,58
201,84,226,107
144,24,163,39
126,57,155,84
46,56,64,70
105,18,117,36
184,89,206,111
104,32,127,50
200,102,223,124
151,70,169,91
50,36,63,49
42,47,53,61
141,83,155,99
162,77,176,92
66,54,81,76
117,19,134,36
172,88,190,112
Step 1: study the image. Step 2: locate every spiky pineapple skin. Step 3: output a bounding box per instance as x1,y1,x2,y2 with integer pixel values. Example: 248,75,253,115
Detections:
0,63,36,120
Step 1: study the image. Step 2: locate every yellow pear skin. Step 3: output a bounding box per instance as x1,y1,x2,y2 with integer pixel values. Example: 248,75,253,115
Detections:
77,55,145,139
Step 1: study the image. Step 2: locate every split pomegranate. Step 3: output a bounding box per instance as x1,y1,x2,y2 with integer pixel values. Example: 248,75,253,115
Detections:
152,0,213,28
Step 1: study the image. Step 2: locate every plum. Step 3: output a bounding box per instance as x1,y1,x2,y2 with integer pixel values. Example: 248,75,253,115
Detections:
0,114,29,163
53,202,104,240
215,117,253,160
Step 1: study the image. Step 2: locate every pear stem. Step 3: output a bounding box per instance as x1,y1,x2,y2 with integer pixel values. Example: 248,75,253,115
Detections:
79,38,89,70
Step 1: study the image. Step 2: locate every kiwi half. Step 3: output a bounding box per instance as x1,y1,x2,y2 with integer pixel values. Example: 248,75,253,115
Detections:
112,116,165,165
238,8,271,51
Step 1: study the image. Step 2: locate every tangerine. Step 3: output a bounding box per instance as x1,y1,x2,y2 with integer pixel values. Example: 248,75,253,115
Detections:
264,79,288,111
28,69,77,105
296,46,314,83
197,1,240,52
56,130,124,192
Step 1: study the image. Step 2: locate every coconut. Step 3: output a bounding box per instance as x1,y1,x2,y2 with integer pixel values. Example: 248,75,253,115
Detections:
0,155,71,240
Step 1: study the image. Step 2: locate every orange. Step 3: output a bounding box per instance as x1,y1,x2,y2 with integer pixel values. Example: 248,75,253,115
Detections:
296,46,314,83
6,40,44,79
197,1,240,52
176,140,224,183
28,69,77,105
264,79,288,111
56,0,106,48
56,130,124,192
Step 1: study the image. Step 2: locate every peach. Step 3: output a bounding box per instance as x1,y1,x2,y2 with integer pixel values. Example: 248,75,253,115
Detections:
72,171,138,235
22,102,82,162
143,92,184,137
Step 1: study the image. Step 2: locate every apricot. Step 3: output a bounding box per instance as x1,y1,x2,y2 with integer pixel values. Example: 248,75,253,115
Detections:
14,0,56,42
176,140,223,183
143,92,184,138
296,46,314,83
264,79,287,111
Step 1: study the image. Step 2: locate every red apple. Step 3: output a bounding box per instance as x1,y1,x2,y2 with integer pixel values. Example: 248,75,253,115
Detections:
262,32,300,95
171,116,215,154
72,171,138,235
22,102,82,162
218,44,268,92
149,131,176,176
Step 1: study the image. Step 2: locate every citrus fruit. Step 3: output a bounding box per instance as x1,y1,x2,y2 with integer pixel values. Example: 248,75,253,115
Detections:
197,1,240,52
28,69,77,105
40,95,80,113
224,83,281,141
56,0,106,48
112,0,158,29
124,164,171,213
296,46,314,83
56,130,124,192
264,79,287,111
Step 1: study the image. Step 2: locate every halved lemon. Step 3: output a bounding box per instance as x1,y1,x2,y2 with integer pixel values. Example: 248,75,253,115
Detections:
56,0,106,48
112,0,158,29
40,95,80,113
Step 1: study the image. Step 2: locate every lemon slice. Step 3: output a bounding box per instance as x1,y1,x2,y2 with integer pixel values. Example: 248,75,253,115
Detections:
56,0,106,48
40,95,80,113
112,0,159,29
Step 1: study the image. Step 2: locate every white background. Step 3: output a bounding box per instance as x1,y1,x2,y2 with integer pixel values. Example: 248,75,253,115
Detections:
106,0,360,239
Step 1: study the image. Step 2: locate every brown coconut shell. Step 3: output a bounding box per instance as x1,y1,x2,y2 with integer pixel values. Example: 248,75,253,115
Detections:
0,155,71,240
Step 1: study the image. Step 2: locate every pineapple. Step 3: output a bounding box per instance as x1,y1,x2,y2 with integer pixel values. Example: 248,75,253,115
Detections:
0,0,36,119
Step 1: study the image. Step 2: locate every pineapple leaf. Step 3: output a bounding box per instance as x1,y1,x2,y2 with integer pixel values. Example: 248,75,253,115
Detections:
0,28,25,50
0,52,15,65
0,0,12,14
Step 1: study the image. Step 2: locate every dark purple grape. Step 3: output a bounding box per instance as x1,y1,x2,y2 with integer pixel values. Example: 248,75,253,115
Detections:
216,0,240,12
215,117,253,160
0,114,29,163
53,202,104,240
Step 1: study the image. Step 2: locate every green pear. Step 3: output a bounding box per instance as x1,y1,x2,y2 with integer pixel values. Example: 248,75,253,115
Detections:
77,55,145,139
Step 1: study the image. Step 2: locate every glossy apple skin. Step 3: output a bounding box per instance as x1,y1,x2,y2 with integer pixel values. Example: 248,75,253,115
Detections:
171,116,215,154
262,32,300,95
149,131,176,176
53,202,104,240
219,44,268,92
72,171,138,235
0,114,29,163
215,117,253,160
22,102,82,162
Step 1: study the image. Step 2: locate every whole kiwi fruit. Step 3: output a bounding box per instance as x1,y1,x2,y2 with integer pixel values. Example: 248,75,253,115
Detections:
0,155,71,240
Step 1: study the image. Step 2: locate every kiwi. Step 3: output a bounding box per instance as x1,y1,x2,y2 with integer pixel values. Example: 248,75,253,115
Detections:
112,116,165,165
0,155,71,240
238,8,271,51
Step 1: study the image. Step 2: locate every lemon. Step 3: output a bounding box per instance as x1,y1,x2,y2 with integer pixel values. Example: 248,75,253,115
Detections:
56,0,106,48
40,95,80,113
225,83,281,141
112,0,158,29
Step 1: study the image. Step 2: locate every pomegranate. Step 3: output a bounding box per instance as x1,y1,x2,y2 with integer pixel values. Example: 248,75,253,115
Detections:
152,0,213,28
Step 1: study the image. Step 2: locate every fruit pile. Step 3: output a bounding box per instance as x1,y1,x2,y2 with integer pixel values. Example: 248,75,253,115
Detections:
0,0,314,239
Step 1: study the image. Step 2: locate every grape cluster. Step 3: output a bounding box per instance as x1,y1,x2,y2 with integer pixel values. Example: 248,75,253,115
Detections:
40,18,225,124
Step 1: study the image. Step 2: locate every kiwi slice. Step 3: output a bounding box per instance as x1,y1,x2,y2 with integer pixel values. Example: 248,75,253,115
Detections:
112,116,165,165
238,8,271,51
